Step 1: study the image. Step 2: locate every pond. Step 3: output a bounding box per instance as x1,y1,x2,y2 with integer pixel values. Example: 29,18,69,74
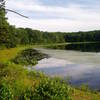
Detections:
31,43,100,90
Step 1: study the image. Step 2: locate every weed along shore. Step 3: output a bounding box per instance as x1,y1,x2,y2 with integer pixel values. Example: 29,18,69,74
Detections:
1,0,100,99
0,46,100,100
12,48,49,66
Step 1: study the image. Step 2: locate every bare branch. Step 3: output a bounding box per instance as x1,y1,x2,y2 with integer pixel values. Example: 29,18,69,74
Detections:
6,9,29,18
0,0,29,18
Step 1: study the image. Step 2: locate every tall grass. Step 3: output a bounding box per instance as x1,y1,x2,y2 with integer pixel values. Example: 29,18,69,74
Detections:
0,46,100,100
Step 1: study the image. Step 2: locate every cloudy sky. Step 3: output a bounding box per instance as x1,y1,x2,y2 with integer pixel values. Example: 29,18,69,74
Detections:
6,0,100,32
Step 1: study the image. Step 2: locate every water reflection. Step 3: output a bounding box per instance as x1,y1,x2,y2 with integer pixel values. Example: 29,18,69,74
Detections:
31,43,100,90
32,57,100,90
47,42,100,52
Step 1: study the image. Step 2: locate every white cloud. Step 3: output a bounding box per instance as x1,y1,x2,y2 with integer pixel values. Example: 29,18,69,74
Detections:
7,13,100,32
6,0,100,32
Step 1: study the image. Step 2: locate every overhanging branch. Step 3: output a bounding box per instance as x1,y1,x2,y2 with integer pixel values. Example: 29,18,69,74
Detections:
6,9,29,18
0,0,29,18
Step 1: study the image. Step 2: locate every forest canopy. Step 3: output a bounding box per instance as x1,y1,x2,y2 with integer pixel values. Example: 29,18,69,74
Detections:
0,0,100,48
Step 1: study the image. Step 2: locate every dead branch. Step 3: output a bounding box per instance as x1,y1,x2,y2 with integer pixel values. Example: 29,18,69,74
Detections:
6,9,28,18
0,0,28,18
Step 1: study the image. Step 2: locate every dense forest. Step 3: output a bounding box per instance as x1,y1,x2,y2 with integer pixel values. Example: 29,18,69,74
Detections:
64,31,100,42
0,0,100,49
1,26,100,49
0,4,100,48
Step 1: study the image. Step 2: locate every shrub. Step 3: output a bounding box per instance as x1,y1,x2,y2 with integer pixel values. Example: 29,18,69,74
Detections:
12,48,48,66
21,78,72,100
0,83,13,100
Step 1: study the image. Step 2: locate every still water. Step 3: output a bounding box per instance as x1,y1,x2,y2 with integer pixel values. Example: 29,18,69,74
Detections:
33,43,100,90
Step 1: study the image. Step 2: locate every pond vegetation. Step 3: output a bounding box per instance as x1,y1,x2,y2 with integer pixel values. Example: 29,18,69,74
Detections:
0,46,100,100
0,2,100,99
46,42,100,52
12,48,49,66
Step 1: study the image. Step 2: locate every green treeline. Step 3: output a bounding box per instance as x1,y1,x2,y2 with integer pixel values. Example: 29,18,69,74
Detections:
0,7,65,48
64,31,100,42
1,25,100,48
0,7,100,49
0,25,66,48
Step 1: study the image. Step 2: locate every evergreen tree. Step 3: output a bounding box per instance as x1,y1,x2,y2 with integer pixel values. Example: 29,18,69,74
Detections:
0,0,10,48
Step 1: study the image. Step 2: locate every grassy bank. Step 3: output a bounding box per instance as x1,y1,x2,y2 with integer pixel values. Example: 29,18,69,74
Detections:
0,45,100,100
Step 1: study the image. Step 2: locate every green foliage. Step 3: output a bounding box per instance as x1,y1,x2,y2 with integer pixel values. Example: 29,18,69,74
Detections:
46,42,100,52
0,8,10,48
0,47,100,100
0,62,72,100
0,83,13,100
14,28,66,45
1,8,100,49
64,31,100,42
80,84,90,92
0,0,100,49
12,48,48,65
21,78,72,100
0,63,37,99
0,8,17,48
